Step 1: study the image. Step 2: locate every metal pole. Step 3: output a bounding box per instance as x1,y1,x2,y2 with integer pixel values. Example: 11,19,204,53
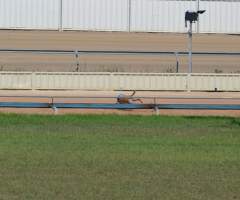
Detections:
188,22,193,73
59,0,63,31
196,0,200,33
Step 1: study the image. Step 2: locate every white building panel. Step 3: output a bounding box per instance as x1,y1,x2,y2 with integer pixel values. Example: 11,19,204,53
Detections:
0,0,240,34
199,0,240,33
62,0,129,31
130,0,197,32
0,0,59,29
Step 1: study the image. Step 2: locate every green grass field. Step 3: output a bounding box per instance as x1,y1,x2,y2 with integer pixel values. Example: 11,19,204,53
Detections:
0,114,239,200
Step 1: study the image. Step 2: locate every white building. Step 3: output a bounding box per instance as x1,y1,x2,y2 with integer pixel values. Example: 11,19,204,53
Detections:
0,0,239,33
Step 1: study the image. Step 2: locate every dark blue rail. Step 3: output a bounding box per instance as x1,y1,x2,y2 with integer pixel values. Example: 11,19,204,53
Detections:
0,102,51,108
157,104,240,110
1,102,240,110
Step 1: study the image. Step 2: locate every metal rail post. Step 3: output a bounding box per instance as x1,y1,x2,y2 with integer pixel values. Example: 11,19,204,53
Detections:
75,50,80,72
51,97,58,114
175,52,179,73
154,98,159,115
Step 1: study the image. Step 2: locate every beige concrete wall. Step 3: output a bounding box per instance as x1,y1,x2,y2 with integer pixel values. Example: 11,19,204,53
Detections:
0,72,240,91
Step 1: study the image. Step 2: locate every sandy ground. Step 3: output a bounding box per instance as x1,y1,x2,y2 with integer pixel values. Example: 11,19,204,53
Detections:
0,30,240,73
0,90,240,117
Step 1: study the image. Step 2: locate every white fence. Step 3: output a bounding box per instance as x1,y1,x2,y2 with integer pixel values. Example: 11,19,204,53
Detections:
0,72,240,91
0,0,240,33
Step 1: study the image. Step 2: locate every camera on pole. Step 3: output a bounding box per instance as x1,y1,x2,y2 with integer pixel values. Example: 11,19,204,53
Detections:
185,10,205,28
185,10,206,73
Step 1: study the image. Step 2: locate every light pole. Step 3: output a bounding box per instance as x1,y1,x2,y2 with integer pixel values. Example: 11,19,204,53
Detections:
59,0,63,31
188,22,193,73
185,10,205,73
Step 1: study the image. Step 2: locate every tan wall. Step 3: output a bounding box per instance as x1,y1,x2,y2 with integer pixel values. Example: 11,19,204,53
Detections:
0,72,240,91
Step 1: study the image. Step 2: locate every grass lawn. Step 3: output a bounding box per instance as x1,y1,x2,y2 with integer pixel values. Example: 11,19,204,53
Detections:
0,114,239,200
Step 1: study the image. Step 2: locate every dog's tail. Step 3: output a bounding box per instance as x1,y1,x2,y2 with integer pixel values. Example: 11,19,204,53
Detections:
130,90,136,97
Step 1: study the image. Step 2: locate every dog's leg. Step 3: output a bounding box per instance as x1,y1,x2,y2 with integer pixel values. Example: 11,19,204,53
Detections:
132,98,143,103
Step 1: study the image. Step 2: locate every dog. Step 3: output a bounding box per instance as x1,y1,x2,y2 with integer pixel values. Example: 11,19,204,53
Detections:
117,91,143,104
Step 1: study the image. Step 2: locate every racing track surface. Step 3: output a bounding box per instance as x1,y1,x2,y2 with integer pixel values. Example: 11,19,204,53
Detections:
0,30,240,73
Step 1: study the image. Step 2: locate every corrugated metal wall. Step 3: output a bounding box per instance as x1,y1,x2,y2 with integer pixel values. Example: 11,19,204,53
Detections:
1,72,240,91
199,0,240,33
0,0,59,29
62,0,129,31
130,0,197,32
0,0,240,33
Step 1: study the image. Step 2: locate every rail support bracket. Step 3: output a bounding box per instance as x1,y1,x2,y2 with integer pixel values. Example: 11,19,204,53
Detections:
154,106,159,116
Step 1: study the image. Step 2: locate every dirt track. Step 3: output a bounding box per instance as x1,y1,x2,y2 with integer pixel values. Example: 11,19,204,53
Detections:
0,30,240,73
0,90,240,117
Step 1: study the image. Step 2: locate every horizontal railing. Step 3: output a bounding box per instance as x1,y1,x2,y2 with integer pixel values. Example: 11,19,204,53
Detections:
1,48,240,73
0,95,240,114
1,102,240,110
1,48,240,56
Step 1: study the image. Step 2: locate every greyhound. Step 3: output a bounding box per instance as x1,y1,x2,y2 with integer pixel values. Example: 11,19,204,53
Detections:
117,91,143,104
